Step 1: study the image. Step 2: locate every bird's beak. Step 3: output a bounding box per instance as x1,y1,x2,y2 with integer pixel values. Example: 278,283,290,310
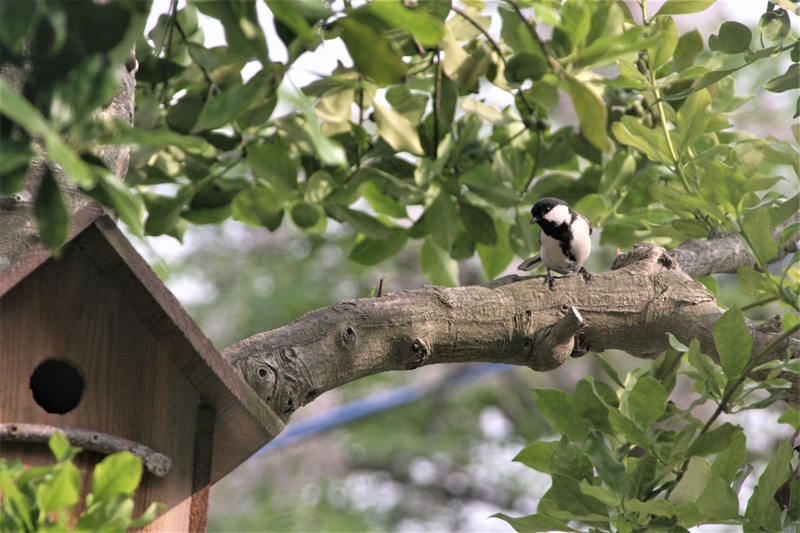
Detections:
529,217,538,225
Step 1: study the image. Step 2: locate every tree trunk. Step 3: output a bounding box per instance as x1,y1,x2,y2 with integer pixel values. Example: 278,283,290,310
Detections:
0,57,137,272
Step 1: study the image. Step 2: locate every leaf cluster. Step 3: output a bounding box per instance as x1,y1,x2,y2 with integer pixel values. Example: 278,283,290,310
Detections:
1,0,798,288
0,431,162,531
496,304,800,532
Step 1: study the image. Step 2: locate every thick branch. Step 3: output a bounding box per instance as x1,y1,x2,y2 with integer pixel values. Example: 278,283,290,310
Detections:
224,244,800,423
669,211,800,278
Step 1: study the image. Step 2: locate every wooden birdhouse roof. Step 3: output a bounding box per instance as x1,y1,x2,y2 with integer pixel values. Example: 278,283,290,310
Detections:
0,205,284,483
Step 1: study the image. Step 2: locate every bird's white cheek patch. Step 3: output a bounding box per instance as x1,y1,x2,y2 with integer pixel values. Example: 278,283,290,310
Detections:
543,204,571,225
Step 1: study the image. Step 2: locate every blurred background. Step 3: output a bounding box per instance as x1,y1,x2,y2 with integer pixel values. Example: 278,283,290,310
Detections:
131,1,797,531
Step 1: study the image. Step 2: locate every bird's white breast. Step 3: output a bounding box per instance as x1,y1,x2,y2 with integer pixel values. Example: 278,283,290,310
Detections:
570,217,592,265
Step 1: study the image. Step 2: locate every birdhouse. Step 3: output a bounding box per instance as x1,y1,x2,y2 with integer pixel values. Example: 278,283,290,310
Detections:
0,205,284,531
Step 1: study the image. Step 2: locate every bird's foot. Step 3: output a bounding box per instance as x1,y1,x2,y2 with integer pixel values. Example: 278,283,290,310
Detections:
579,267,594,284
545,270,556,290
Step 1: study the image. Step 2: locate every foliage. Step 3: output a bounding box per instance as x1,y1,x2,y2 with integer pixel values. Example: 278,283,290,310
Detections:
2,0,800,531
0,431,162,531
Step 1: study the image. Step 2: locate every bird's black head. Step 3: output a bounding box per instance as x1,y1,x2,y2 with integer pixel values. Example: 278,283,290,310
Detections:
529,197,569,226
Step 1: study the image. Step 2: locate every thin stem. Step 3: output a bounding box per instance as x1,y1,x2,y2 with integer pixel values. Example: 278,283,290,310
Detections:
433,48,441,151
356,77,364,170
647,68,692,192
173,17,217,93
506,0,563,73
668,322,800,496
451,6,506,65
698,324,800,436
740,296,779,312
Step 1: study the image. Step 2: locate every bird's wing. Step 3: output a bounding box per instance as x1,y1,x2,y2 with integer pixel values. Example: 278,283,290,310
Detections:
517,254,542,271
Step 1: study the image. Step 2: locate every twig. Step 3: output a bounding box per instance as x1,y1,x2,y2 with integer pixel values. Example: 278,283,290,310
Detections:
378,277,385,297
433,48,441,149
451,6,506,65
0,423,172,477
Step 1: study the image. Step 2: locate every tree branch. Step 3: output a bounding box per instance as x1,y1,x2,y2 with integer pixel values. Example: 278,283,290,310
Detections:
224,243,800,423
669,210,800,278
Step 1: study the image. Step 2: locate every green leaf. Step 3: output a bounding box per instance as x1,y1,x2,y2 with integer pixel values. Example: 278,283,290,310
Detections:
764,63,800,94
338,17,408,86
421,238,459,286
550,436,594,482
611,116,671,165
129,502,166,529
746,440,793,528
550,474,609,517
713,305,752,380
505,51,548,83
266,0,320,41
86,173,145,233
655,0,715,16
647,15,678,71
559,0,591,46
742,207,779,267
290,201,323,230
327,205,395,239
363,182,408,219
92,452,143,502
477,219,514,279
493,512,576,532
192,0,268,62
573,378,617,435
513,441,559,474
349,228,409,265
0,0,38,53
35,167,71,253
193,71,267,133
710,428,746,483
1,467,34,530
584,431,625,495
247,141,298,192
676,88,711,155
599,152,636,196
760,10,791,43
711,21,752,54
532,388,591,441
37,462,81,513
695,476,740,519
608,408,650,448
688,423,739,457
669,456,711,505
231,187,284,231
0,78,94,187
459,201,497,245
361,1,446,47
370,98,425,155
48,430,72,462
629,376,668,427
427,194,460,250
672,29,704,72
564,76,609,152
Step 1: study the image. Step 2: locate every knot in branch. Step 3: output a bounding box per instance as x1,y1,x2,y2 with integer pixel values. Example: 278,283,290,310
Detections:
528,306,585,371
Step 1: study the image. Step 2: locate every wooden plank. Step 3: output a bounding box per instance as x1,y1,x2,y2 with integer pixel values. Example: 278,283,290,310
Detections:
189,406,215,532
82,217,285,481
0,204,103,299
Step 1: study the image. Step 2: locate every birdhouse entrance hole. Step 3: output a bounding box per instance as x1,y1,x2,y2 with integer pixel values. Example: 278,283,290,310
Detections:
29,359,85,414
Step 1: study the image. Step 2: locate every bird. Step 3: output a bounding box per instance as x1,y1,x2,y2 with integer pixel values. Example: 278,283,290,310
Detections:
517,197,593,289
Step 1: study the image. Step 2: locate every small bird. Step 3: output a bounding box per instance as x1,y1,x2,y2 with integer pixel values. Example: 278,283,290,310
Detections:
517,197,593,289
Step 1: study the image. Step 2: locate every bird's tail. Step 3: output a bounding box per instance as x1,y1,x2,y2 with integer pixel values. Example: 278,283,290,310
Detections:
517,255,542,271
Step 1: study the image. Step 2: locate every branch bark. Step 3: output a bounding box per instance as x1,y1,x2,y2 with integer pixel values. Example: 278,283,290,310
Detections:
224,242,800,423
